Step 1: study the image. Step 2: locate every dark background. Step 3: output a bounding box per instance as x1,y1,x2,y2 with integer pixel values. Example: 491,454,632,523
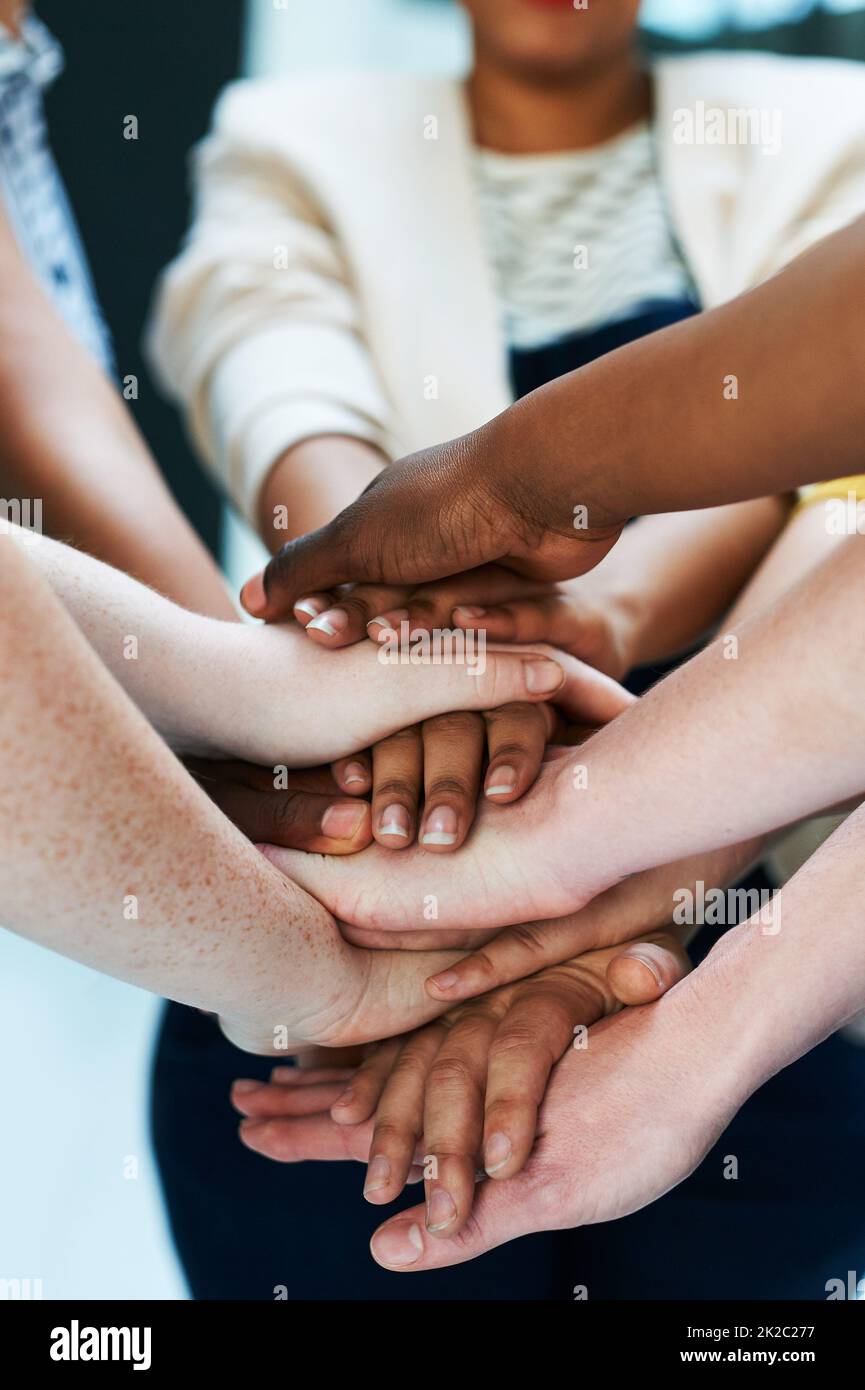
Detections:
37,1,865,559
39,0,244,556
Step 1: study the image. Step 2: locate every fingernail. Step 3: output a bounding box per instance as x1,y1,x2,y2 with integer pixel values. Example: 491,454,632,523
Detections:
484,1132,512,1175
342,761,368,786
524,658,564,694
233,1079,261,1096
421,805,458,846
367,609,409,639
240,572,267,616
321,802,367,839
623,949,662,986
364,1155,391,1196
371,1221,424,1268
453,605,486,621
270,1067,296,1082
426,1187,457,1232
331,1087,355,1110
485,765,517,797
379,804,411,839
427,969,460,993
307,607,348,637
294,597,324,619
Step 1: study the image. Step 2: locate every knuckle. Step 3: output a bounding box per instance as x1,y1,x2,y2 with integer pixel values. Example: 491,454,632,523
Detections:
424,774,474,801
423,711,484,739
427,1055,477,1093
268,790,307,835
488,1022,546,1063
502,923,550,959
373,777,418,802
376,726,421,753
371,1116,416,1146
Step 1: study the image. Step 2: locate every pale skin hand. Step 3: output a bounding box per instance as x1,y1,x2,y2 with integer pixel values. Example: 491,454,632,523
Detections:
5,522,631,767
362,804,865,1271
417,492,837,995
0,537,482,1056
263,536,865,933
0,205,235,621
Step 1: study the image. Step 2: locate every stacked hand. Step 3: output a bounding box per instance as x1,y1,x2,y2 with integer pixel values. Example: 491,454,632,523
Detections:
233,928,691,1238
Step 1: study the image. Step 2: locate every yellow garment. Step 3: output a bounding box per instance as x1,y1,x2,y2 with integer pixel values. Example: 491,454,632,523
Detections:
795,475,865,511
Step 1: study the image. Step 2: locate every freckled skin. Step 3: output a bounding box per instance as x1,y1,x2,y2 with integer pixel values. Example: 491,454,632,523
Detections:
0,539,461,1055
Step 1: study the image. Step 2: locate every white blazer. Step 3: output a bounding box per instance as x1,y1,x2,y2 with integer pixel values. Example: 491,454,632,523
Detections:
147,52,865,524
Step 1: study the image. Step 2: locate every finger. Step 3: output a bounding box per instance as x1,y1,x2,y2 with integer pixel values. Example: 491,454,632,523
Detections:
231,1078,348,1118
187,758,342,796
607,931,691,1005
541,649,635,725
206,780,371,854
369,1173,537,1272
329,1038,403,1125
240,470,457,622
425,916,590,1003
483,702,551,805
239,1111,373,1164
269,1066,356,1086
454,594,572,648
369,565,552,636
330,753,372,795
370,724,423,847
341,923,497,951
302,584,414,647
363,1026,447,1205
421,1007,500,1237
418,711,485,851
292,593,332,626
482,976,603,1180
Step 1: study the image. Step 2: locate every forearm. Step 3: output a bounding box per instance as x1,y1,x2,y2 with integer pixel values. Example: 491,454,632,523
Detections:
0,208,235,620
6,522,253,756
258,435,386,550
485,216,865,529
0,537,347,1045
579,497,790,670
678,803,865,1097
560,535,865,894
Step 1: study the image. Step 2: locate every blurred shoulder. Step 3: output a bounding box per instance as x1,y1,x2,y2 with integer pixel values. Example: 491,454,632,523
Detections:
655,48,865,110
210,70,461,146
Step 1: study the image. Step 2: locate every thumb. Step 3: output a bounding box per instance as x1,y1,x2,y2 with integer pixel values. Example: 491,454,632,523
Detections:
370,1174,539,1272
241,519,358,620
606,931,691,1006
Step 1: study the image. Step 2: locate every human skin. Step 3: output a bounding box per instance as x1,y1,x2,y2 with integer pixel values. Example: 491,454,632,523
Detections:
0,535,480,1056
293,498,788,680
262,534,865,934
363,804,865,1271
242,216,865,616
0,205,236,622
4,523,630,769
238,0,782,656
233,925,691,1214
416,491,841,998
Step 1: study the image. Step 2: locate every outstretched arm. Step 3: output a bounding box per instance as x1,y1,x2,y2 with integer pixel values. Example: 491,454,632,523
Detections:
366,798,865,1271
0,204,235,620
263,534,865,932
243,215,865,616
0,536,465,1054
5,522,627,767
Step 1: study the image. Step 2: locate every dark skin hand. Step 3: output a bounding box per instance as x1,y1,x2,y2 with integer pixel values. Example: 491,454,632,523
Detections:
185,696,562,856
241,217,865,621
